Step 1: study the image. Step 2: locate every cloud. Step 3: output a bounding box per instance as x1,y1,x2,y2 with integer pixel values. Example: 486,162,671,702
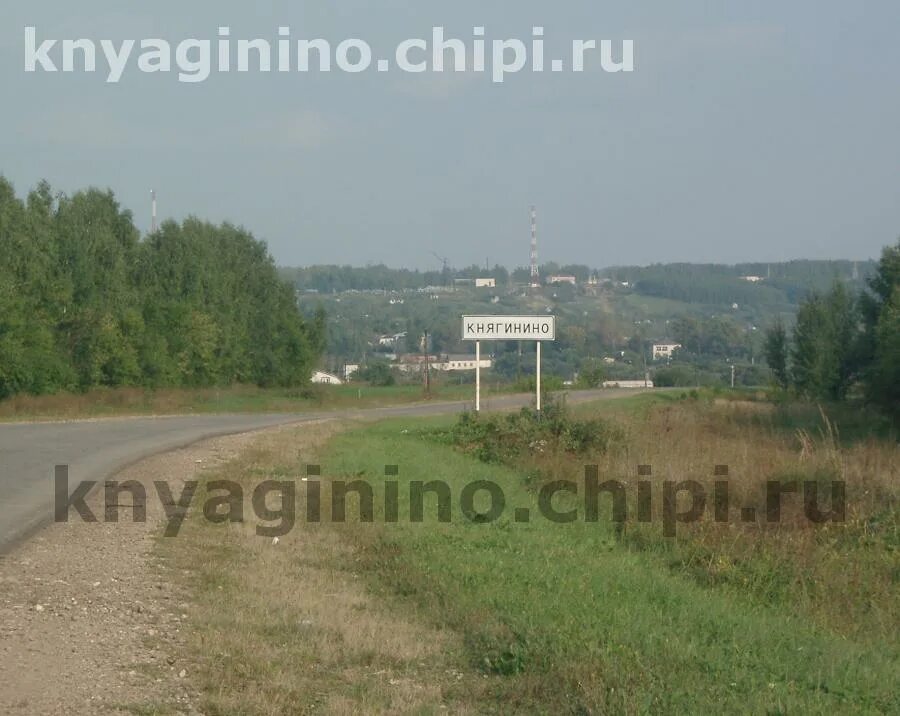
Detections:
247,110,334,149
18,108,132,148
391,69,479,101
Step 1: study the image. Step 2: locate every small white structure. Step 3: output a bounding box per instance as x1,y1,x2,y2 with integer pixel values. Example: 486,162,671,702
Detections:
394,355,439,373
652,343,681,360
547,275,577,286
740,275,764,283
343,364,360,380
434,355,493,372
475,278,496,288
311,370,343,385
377,332,407,347
603,379,653,388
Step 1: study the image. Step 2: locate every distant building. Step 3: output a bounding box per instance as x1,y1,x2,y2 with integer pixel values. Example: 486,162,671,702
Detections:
547,275,577,286
343,364,360,380
652,342,681,360
475,278,496,288
434,354,493,372
395,355,440,373
311,370,343,385
603,379,653,388
395,354,492,372
740,275,764,282
376,332,407,347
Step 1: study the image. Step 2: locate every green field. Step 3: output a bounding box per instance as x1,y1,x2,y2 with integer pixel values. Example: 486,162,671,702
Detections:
317,414,898,713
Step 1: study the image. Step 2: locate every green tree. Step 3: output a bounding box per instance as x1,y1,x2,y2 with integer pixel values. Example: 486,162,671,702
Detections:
790,283,857,400
358,361,396,386
861,241,900,419
577,358,605,388
0,179,323,399
764,319,789,388
869,288,900,421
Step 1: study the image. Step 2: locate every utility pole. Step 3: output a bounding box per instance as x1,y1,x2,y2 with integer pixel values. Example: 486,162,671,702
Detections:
150,189,158,234
423,330,431,397
731,363,736,389
530,206,540,289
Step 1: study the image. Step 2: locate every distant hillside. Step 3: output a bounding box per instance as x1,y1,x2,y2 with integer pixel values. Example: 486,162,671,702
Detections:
281,260,876,309
601,260,876,309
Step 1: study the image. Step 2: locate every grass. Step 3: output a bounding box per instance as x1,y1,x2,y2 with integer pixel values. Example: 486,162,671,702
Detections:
0,380,507,422
152,422,485,715
317,414,898,713
148,395,898,714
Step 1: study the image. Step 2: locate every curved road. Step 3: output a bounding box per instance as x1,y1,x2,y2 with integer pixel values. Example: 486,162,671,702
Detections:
0,388,639,551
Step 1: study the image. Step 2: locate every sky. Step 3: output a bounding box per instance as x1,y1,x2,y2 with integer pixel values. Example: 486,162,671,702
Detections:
2,1,899,270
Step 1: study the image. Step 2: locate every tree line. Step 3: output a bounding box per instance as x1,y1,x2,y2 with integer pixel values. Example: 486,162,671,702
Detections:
0,178,324,399
764,241,899,420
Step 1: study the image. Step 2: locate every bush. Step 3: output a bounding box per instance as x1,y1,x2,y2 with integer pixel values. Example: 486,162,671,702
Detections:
357,361,396,387
443,397,622,464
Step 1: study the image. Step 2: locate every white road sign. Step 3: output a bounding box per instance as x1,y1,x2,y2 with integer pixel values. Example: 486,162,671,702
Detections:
462,315,556,341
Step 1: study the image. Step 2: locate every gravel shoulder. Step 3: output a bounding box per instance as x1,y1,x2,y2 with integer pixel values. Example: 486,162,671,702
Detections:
0,426,294,715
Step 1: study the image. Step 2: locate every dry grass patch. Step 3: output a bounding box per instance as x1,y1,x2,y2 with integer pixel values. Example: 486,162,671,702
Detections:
156,421,480,715
529,398,900,643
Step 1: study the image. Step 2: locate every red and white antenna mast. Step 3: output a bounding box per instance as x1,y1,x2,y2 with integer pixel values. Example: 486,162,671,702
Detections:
530,205,540,288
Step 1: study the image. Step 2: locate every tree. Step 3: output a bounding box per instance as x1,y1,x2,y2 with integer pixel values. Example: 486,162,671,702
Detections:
764,319,789,388
0,179,324,399
358,361,395,387
869,288,900,421
790,283,858,400
861,240,900,419
577,358,605,388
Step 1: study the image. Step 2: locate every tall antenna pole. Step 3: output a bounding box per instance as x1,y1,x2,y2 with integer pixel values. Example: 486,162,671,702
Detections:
530,205,539,288
150,190,158,234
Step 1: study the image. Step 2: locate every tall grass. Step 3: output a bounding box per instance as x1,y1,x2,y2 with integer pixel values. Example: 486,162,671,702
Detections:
462,395,899,644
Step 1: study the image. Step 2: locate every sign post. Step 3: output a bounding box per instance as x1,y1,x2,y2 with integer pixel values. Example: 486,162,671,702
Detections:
462,315,556,412
475,340,481,411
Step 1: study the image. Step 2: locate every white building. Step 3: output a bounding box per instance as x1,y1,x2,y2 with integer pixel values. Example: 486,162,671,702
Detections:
603,379,653,388
434,355,493,372
547,275,577,286
652,343,682,360
394,355,439,373
377,332,407,347
475,278,496,288
311,370,343,385
343,364,360,380
740,275,764,283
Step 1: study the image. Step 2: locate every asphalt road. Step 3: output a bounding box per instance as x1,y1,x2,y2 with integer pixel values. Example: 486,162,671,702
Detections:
0,388,638,552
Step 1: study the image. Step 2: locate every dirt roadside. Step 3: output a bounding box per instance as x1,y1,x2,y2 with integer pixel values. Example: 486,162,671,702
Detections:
0,425,299,715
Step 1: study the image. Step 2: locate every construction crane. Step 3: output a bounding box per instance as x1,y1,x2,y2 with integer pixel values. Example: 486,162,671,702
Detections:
431,252,451,286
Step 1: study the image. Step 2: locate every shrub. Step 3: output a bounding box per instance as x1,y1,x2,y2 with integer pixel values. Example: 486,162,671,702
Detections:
445,397,622,464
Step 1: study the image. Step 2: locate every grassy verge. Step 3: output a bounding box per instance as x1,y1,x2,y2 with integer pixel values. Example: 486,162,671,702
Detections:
150,396,898,713
152,422,488,715
316,412,898,713
0,381,506,422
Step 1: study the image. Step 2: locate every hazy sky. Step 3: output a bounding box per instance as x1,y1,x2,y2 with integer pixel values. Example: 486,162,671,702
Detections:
2,1,898,269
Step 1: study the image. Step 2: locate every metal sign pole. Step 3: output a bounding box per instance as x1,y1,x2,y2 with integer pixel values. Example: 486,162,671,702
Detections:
475,341,481,412
536,341,541,412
